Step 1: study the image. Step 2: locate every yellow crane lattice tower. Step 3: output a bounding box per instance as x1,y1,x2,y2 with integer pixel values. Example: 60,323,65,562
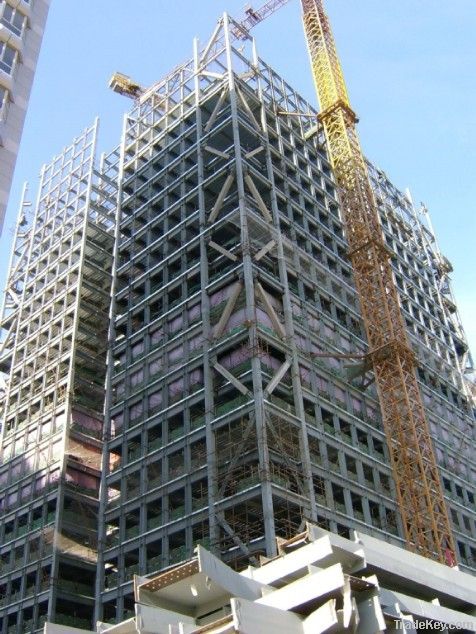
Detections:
300,0,456,564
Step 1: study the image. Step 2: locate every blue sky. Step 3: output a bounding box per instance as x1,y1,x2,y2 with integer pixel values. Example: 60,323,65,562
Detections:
1,1,475,354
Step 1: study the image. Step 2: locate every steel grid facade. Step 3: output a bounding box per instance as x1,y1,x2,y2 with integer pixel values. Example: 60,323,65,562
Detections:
0,122,117,633
95,17,474,624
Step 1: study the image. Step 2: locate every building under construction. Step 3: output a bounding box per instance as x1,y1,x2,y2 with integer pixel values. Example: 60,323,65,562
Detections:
96,13,475,626
0,5,474,633
0,123,118,632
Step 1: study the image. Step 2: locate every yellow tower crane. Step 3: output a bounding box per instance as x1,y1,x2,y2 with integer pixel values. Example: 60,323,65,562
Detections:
242,0,457,565
300,0,456,565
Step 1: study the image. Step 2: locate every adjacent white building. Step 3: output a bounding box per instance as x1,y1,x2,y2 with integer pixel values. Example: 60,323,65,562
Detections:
0,0,51,234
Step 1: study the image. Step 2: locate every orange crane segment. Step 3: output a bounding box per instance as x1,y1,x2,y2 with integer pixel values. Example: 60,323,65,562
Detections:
300,0,456,564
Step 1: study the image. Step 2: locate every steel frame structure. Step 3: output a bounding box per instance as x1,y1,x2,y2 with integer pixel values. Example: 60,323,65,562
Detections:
0,123,118,633
96,15,475,625
0,9,472,631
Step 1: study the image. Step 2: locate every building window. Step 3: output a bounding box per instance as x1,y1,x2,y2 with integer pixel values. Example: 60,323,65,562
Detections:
0,42,17,75
1,4,27,38
0,85,8,120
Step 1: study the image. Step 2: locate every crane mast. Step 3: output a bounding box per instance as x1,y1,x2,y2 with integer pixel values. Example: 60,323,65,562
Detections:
300,0,456,564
